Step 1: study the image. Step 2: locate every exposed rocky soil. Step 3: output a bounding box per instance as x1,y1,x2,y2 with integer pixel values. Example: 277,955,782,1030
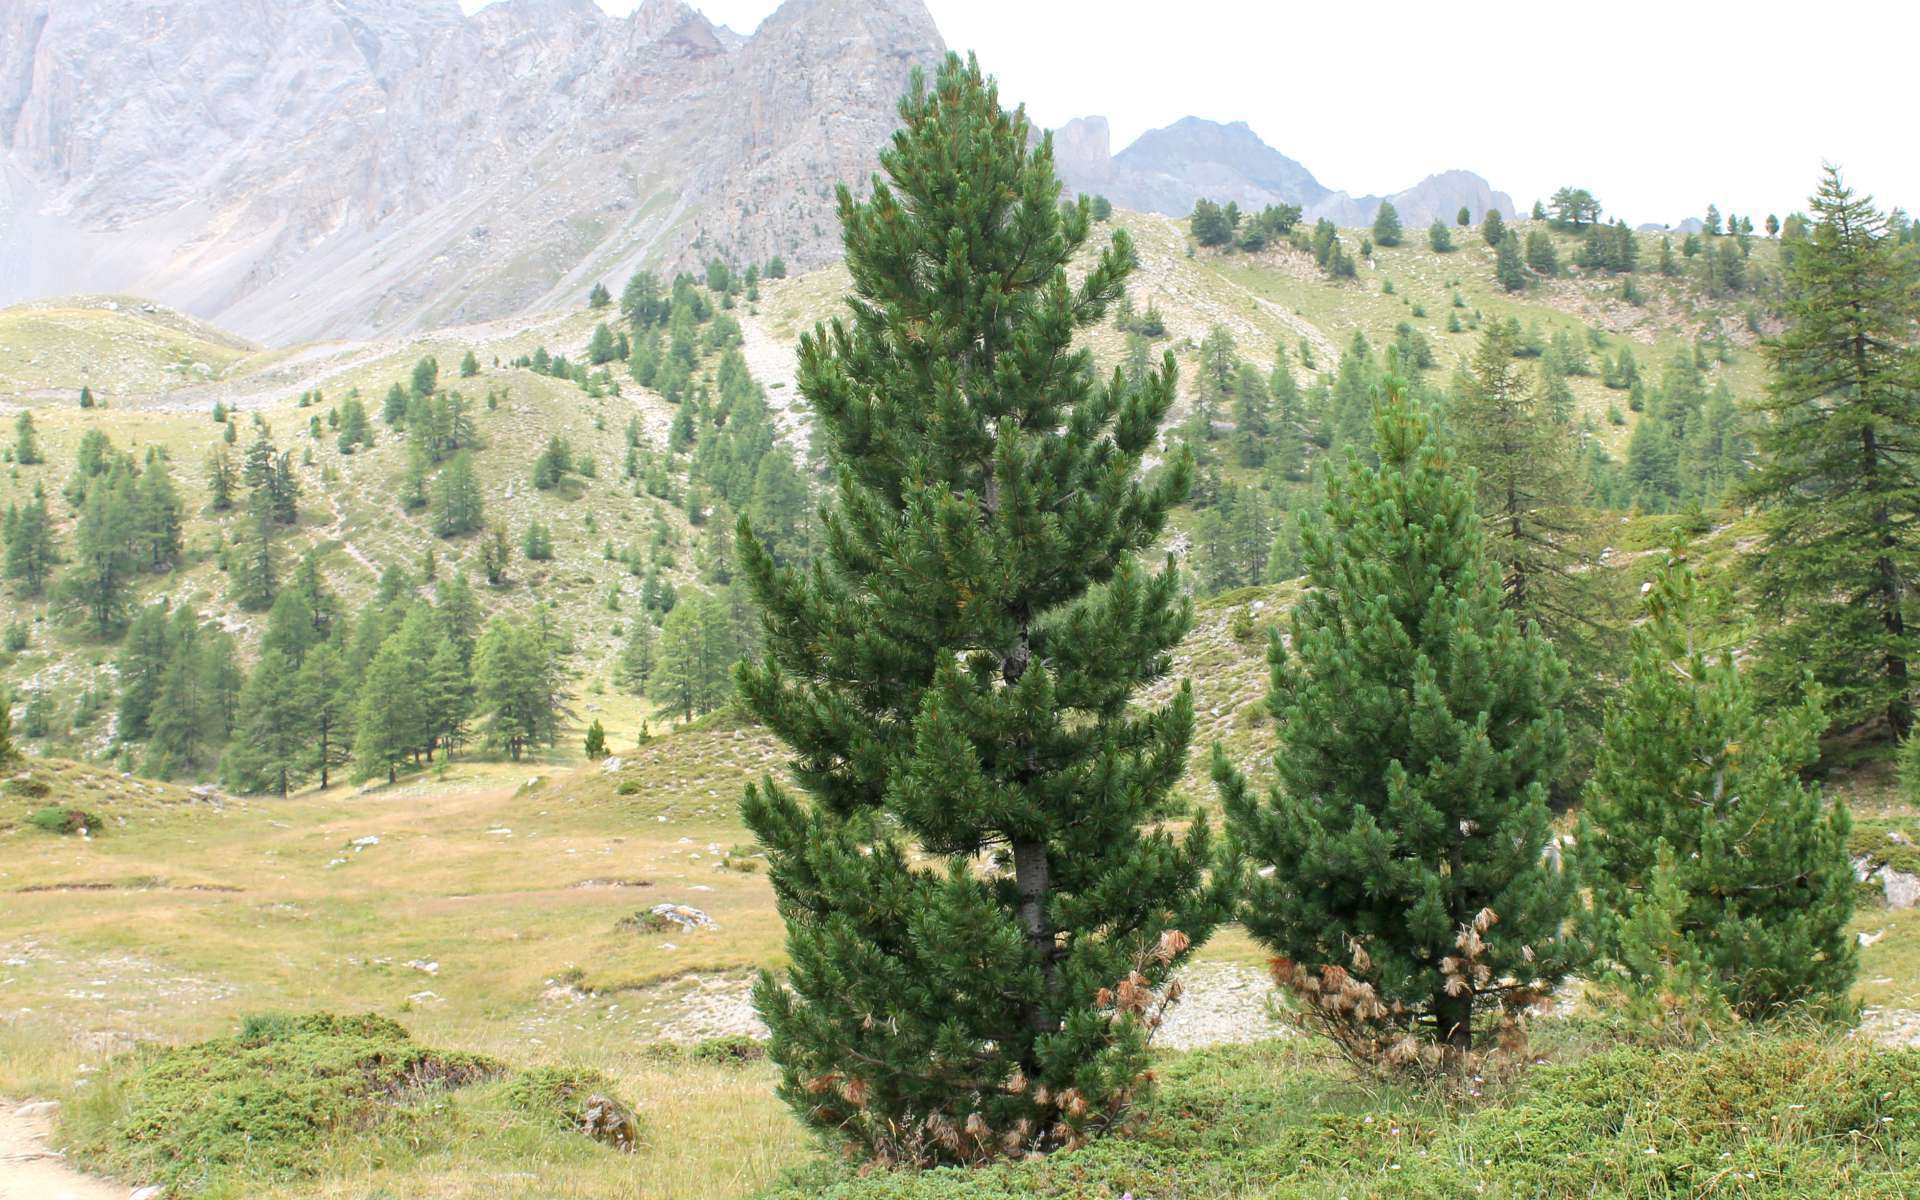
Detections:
0,1100,129,1200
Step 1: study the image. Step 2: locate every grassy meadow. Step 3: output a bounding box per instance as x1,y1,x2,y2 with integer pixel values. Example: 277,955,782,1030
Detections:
7,210,1910,1198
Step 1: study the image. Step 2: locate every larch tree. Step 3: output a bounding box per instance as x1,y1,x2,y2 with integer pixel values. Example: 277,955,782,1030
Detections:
1742,167,1920,738
3,488,58,596
1218,384,1580,1065
1449,322,1615,778
736,53,1227,1164
296,642,353,789
222,650,308,796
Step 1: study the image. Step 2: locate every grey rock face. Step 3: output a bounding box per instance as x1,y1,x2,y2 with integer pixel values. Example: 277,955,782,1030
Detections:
0,0,942,343
1052,114,1514,232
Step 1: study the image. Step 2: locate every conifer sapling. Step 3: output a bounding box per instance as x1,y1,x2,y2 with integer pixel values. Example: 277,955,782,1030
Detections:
1218,383,1580,1068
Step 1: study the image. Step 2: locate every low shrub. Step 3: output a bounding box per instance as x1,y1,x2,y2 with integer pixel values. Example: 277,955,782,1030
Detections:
759,1036,1920,1199
27,804,94,834
640,1035,767,1068
6,774,52,799
62,1012,502,1195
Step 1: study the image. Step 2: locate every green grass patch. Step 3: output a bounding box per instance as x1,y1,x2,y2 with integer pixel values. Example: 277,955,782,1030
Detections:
761,1035,1920,1199
1853,816,1920,879
62,1013,502,1195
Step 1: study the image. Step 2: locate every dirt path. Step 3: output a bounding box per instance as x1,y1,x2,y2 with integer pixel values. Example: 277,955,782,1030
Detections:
0,1101,129,1200
735,309,809,450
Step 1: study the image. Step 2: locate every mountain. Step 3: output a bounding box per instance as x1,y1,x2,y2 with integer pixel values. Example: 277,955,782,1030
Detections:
1051,115,1515,230
0,0,942,345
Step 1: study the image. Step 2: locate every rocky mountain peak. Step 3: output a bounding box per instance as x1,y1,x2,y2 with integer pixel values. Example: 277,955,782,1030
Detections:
0,0,944,343
1053,114,1513,232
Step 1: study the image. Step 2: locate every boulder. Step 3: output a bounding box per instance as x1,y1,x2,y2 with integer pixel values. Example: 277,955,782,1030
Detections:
647,903,715,930
1881,868,1920,910
581,1094,639,1152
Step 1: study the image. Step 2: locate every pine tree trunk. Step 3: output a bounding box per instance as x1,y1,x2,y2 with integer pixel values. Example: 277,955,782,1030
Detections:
1013,838,1057,1031
985,464,1060,1028
1434,989,1472,1053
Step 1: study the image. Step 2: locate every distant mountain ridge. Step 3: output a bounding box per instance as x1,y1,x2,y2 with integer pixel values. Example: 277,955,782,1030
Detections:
1,0,1522,348
0,0,943,344
1051,115,1516,230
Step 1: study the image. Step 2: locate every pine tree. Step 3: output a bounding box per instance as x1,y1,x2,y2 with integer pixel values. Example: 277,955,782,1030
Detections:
650,600,705,722
584,719,608,759
460,349,480,377
1481,208,1506,247
206,447,236,510
736,55,1226,1163
588,322,617,365
616,614,656,694
115,604,174,742
222,650,307,796
410,356,439,398
1372,200,1403,247
1457,205,1472,227
422,636,472,759
1428,219,1453,252
1524,228,1558,276
1190,197,1233,246
13,411,41,465
1218,385,1578,1061
435,572,482,666
352,634,422,783
297,642,353,789
1577,551,1856,1018
1742,168,1920,738
132,454,183,570
480,523,511,586
79,385,94,409
1593,842,1731,1043
472,618,560,760
588,281,612,309
431,451,485,537
230,509,279,612
61,476,136,637
1495,229,1528,292
3,488,58,595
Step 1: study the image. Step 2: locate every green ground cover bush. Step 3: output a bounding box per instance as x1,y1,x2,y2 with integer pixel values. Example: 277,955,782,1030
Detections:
762,1035,1920,1199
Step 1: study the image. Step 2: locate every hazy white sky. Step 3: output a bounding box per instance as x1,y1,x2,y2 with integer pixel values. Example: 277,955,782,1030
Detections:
464,0,1919,226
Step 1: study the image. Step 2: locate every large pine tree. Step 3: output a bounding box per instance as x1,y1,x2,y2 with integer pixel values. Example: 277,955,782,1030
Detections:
1218,384,1579,1062
736,54,1226,1164
1743,168,1920,738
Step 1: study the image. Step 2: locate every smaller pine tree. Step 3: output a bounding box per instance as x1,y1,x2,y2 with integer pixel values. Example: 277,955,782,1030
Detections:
1495,230,1528,292
79,386,95,409
1372,200,1403,247
584,719,608,760
1220,382,1578,1067
1577,550,1857,1020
